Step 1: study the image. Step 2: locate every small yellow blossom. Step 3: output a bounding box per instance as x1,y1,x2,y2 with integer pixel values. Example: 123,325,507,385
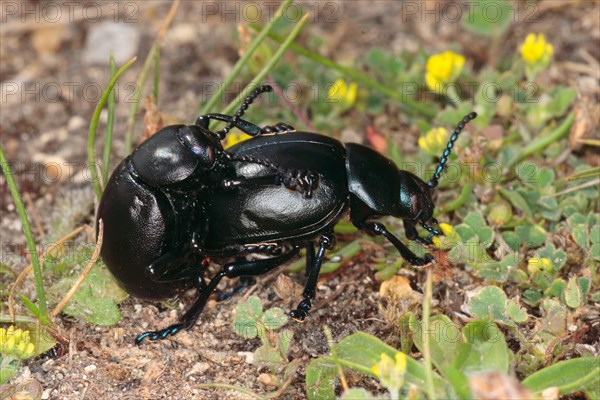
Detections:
432,223,460,248
527,257,553,275
371,352,407,399
419,127,449,157
521,33,554,66
223,132,251,149
425,51,465,93
0,326,35,359
328,79,358,110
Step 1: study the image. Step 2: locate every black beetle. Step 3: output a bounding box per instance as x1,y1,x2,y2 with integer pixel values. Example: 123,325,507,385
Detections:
134,107,477,343
96,86,318,332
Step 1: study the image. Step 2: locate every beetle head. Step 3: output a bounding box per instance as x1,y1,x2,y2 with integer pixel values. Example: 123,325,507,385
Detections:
177,125,225,170
397,170,435,223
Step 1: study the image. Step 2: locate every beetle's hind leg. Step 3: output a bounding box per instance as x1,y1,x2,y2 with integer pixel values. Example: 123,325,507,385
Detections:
135,247,300,345
290,232,335,321
215,256,256,302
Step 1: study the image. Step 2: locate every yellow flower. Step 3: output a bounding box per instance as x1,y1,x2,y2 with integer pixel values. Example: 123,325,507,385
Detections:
371,352,407,397
223,132,251,149
521,33,554,66
527,257,553,274
328,79,358,110
419,127,449,157
432,223,460,248
0,326,35,359
425,51,465,93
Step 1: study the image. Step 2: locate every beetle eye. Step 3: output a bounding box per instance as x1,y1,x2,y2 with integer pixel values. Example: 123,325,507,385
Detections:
411,194,419,217
207,146,215,165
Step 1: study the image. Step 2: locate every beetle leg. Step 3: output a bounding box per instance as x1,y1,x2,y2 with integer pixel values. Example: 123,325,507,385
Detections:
135,247,300,345
290,232,335,321
404,219,434,246
260,122,295,134
305,242,315,277
362,222,434,266
215,258,256,302
279,169,319,199
146,249,207,284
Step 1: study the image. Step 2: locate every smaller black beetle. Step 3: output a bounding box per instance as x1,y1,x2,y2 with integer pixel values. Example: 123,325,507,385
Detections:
134,106,477,344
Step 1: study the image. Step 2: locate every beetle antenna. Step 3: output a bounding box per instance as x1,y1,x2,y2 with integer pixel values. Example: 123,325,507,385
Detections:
216,85,273,138
427,112,477,189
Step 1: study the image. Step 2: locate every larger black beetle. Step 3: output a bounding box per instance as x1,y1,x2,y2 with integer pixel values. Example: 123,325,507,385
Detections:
96,86,316,320
134,110,477,343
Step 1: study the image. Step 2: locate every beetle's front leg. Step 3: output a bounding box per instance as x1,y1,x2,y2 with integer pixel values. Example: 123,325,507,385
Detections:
363,222,433,266
403,219,434,245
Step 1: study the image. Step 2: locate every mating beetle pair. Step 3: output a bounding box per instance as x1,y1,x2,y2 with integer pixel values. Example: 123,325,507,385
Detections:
96,85,477,344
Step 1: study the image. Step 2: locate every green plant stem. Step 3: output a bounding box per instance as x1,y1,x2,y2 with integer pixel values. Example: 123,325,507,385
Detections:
324,325,349,392
0,315,39,325
436,182,472,216
199,0,292,115
102,51,116,185
124,45,159,154
508,112,575,168
218,14,309,118
89,57,137,199
422,269,437,400
153,46,160,102
0,147,49,322
249,25,435,118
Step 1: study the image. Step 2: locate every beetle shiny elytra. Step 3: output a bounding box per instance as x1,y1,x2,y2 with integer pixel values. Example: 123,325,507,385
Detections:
96,85,476,344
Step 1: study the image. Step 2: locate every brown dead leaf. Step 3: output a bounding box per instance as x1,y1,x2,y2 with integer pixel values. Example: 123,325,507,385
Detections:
143,96,164,139
480,124,504,151
469,371,535,400
569,98,594,151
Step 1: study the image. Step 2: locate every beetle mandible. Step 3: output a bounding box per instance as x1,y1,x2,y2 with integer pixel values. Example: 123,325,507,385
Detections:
134,96,477,344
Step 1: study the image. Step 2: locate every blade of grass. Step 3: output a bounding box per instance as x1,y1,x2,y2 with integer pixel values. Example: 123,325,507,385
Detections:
218,14,309,118
124,0,179,154
507,112,575,168
435,182,472,216
89,57,137,199
565,166,600,181
102,51,117,185
422,268,437,400
249,25,436,118
199,0,293,115
543,178,600,198
0,315,39,325
51,220,103,317
153,46,160,102
8,226,86,320
0,146,49,324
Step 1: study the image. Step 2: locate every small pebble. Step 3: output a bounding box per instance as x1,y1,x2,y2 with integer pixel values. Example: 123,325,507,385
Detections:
83,22,140,65
84,364,97,373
